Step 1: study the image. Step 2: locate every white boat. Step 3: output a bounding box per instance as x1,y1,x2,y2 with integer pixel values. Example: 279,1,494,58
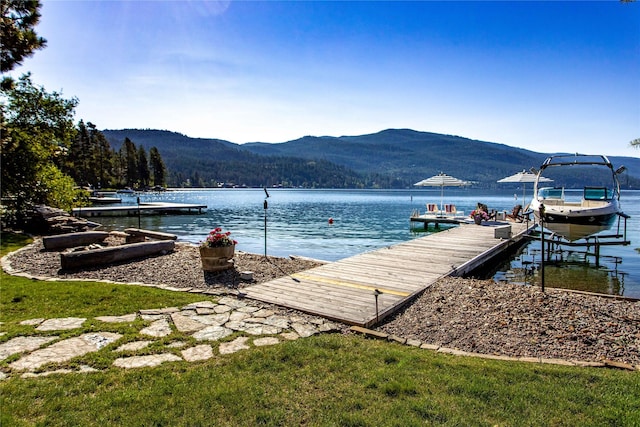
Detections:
89,196,122,204
530,154,626,240
116,187,135,195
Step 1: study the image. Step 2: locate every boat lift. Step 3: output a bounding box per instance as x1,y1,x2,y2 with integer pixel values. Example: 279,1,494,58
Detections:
530,212,631,291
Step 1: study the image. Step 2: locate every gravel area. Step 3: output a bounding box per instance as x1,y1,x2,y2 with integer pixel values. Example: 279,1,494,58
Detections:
379,278,640,366
6,236,324,289
4,236,640,367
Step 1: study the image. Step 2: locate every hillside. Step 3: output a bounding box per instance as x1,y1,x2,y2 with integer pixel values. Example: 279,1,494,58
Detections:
102,129,640,189
102,129,377,188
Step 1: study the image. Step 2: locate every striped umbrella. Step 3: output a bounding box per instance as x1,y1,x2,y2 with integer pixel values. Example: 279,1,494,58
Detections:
497,170,553,207
414,172,470,212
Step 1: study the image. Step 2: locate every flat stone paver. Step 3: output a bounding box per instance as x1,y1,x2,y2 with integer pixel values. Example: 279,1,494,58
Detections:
218,296,247,309
262,315,291,329
10,332,121,371
226,321,282,335
140,319,172,337
36,317,86,331
116,341,152,352
253,337,280,347
292,322,318,338
96,314,137,323
219,337,250,355
184,301,216,310
192,325,233,341
236,306,260,314
252,309,275,318
113,353,182,369
229,311,251,321
213,305,233,314
0,336,58,360
181,344,213,361
280,332,300,341
171,312,207,333
195,313,230,326
19,318,45,326
1,288,346,377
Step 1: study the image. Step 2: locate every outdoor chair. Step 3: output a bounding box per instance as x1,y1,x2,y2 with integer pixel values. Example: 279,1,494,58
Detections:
506,204,524,222
426,203,439,215
445,204,464,217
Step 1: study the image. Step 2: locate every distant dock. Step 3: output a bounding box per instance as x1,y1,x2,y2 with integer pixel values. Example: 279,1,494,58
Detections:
72,202,207,217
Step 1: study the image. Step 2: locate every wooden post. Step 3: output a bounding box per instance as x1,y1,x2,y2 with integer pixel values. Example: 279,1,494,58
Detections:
539,203,545,292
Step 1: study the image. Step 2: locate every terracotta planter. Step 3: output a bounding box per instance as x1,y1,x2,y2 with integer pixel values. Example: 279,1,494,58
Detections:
473,215,483,225
199,245,235,272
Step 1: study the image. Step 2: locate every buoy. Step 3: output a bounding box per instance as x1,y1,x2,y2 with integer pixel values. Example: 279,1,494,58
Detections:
328,218,334,224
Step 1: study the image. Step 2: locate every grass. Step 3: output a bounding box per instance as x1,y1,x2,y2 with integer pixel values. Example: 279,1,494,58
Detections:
2,232,639,426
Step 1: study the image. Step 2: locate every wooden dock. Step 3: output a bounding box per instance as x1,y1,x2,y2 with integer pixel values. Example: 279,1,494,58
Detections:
244,221,532,327
72,202,207,217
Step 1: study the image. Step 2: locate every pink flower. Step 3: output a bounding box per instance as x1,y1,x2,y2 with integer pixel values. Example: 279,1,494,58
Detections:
200,227,237,248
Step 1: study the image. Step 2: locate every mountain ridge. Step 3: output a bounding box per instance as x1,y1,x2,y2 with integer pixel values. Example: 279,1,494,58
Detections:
102,128,640,189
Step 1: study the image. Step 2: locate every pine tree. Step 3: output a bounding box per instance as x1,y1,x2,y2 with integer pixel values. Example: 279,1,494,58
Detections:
149,147,166,187
1,0,47,73
122,138,138,188
137,145,150,189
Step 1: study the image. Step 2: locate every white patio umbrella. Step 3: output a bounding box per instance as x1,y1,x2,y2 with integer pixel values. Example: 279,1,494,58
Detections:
414,172,470,212
497,170,553,207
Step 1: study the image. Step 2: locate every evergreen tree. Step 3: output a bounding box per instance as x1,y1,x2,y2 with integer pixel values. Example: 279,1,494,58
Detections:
1,0,47,73
137,145,150,188
93,126,115,188
65,119,91,186
149,146,166,187
122,137,138,188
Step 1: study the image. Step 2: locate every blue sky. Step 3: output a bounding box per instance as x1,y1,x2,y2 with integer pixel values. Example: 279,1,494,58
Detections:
12,0,640,156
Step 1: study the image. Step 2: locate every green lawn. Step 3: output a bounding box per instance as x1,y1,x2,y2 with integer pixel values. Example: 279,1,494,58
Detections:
1,232,639,426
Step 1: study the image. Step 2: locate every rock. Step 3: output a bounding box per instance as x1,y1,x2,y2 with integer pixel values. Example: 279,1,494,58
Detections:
140,319,172,337
116,341,152,352
219,337,250,355
192,325,233,341
36,317,86,331
0,336,58,360
113,353,181,369
170,313,207,333
181,344,214,362
10,332,121,371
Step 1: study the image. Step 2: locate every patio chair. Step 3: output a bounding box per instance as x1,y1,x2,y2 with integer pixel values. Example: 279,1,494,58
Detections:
445,204,464,217
426,203,439,215
506,204,524,222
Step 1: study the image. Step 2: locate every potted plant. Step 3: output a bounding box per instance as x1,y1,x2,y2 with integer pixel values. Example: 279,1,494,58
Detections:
470,209,490,225
199,227,238,272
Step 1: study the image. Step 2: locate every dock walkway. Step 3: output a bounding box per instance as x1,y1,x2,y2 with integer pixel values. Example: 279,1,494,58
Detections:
72,202,206,217
245,221,531,327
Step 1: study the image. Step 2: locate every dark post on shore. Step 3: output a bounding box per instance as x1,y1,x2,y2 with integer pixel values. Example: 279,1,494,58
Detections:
539,203,545,292
263,188,270,258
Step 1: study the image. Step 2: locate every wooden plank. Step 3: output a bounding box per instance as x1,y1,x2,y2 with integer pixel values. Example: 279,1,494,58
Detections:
60,240,175,270
245,222,535,327
42,231,110,250
124,228,177,240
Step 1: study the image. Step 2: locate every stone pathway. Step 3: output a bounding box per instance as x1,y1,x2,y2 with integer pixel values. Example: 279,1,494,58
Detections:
0,296,340,380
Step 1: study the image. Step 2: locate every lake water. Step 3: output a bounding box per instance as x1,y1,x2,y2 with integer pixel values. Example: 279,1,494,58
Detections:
95,188,640,298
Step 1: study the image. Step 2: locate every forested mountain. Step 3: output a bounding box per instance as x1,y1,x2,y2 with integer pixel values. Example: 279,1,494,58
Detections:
102,129,640,189
102,130,387,188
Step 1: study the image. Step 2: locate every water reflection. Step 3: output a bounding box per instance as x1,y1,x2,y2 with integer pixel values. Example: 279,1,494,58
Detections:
493,244,626,296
